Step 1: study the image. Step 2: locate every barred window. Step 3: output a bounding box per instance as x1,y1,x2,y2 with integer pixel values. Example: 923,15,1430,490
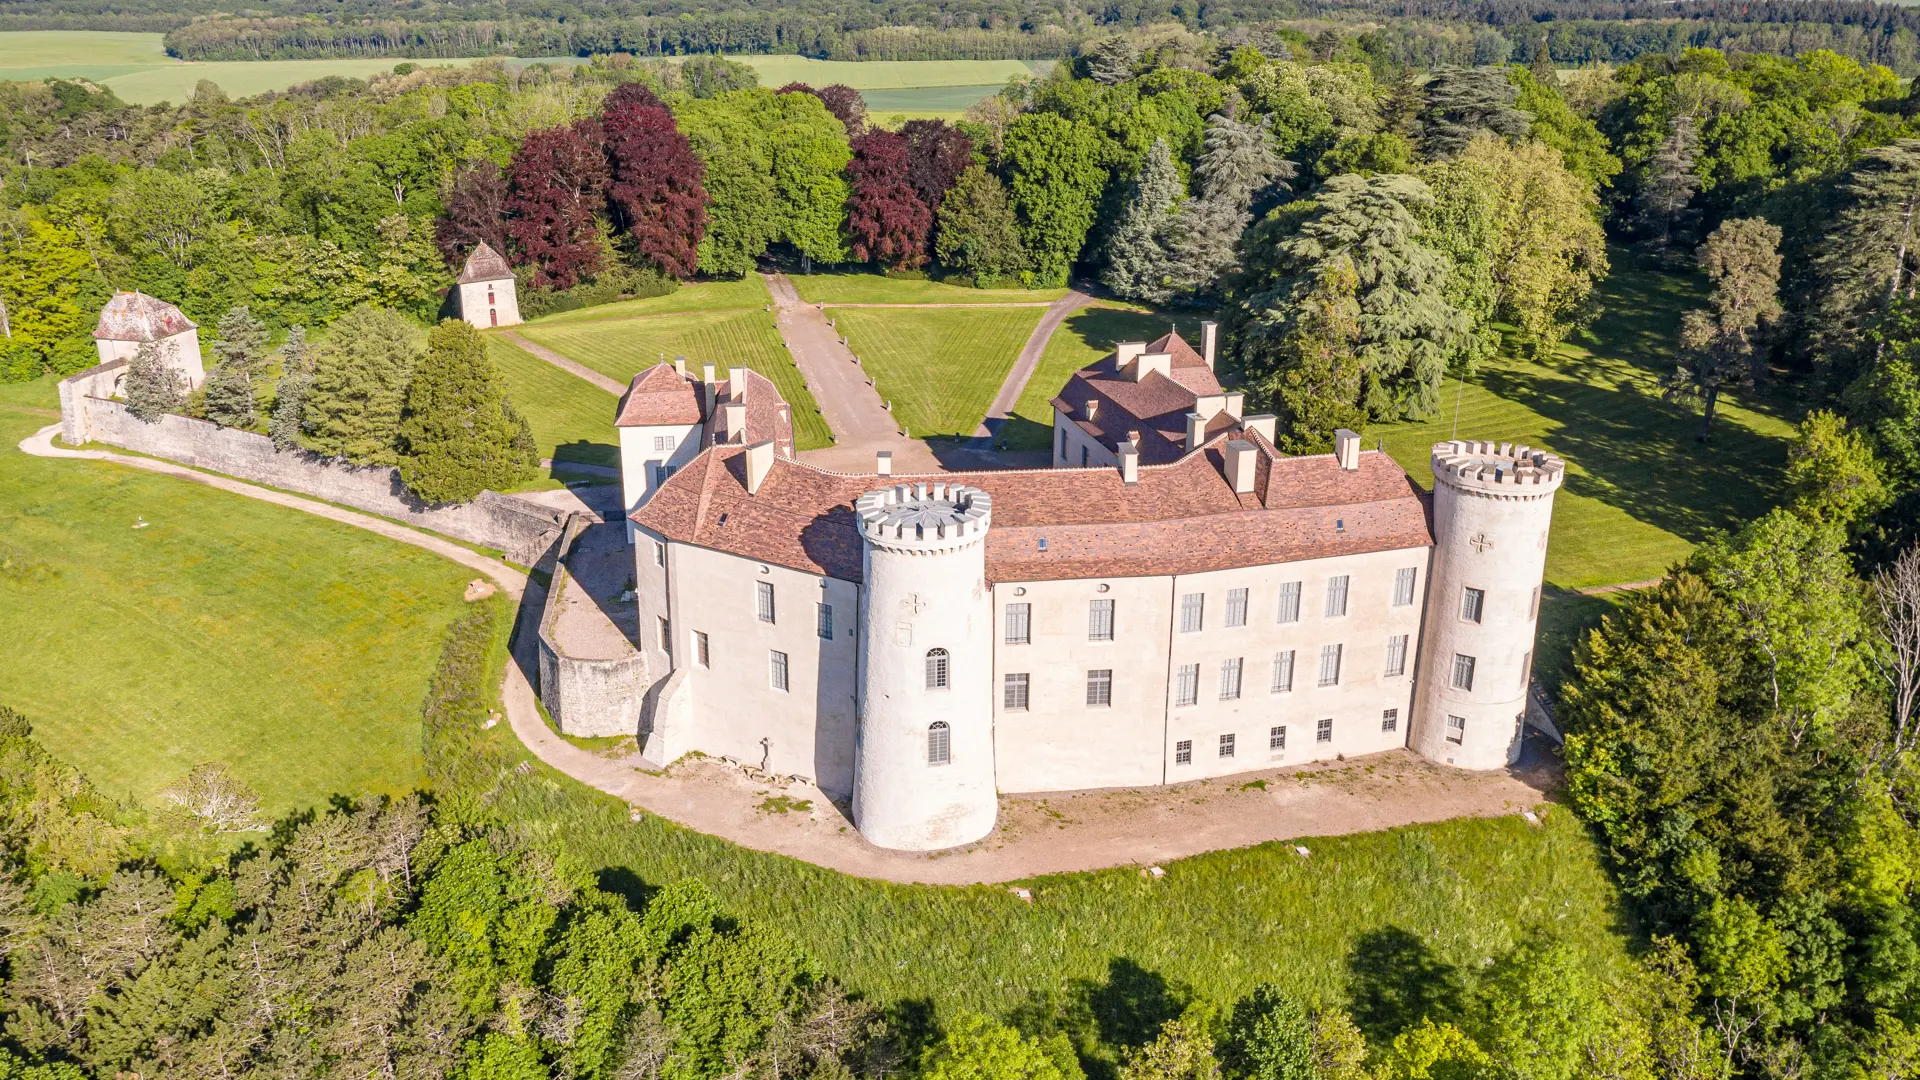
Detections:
756,580,775,624
1271,650,1295,694
694,631,710,668
927,722,951,765
1219,733,1236,758
926,648,950,690
1316,718,1333,743
1004,602,1030,645
1277,581,1302,624
769,650,789,692
1174,663,1199,707
1088,599,1115,642
1446,714,1466,745
1270,725,1287,752
1318,644,1343,687
1384,634,1409,677
1087,669,1113,707
1393,567,1417,606
1381,708,1399,733
1451,653,1476,691
658,617,671,655
1325,575,1350,617
1226,588,1249,628
1175,739,1192,765
1461,587,1485,623
1004,673,1030,711
817,603,834,641
1180,593,1205,633
1219,657,1243,700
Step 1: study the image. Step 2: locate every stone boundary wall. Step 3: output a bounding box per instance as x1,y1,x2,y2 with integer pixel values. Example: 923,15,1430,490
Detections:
58,364,565,567
536,512,651,739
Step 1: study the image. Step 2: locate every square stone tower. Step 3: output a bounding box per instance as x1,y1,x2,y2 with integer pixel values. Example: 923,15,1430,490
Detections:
93,291,204,388
457,243,521,329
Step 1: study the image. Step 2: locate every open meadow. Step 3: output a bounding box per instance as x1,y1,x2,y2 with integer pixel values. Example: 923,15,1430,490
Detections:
791,272,1066,305
488,337,625,468
0,382,473,815
834,305,1046,437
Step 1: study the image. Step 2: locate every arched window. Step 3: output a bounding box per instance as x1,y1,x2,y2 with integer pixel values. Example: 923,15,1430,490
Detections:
927,721,951,765
925,648,950,690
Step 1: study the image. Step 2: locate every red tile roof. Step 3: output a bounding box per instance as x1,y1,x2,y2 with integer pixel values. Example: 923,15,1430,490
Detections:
632,433,1432,584
457,242,515,285
617,363,705,427
705,369,797,459
93,291,196,342
1049,330,1232,464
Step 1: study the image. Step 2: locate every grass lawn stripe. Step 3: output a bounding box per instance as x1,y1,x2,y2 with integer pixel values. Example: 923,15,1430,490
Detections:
791,273,1067,306
833,306,1046,438
487,337,623,469
1004,304,1182,451
529,276,772,325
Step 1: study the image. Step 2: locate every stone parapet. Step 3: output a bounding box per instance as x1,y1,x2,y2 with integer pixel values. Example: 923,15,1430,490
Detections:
1431,440,1566,498
537,513,651,739
855,483,991,553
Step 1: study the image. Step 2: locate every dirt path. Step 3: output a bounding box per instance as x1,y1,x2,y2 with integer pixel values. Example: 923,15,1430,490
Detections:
972,288,1094,440
500,331,626,395
760,272,940,474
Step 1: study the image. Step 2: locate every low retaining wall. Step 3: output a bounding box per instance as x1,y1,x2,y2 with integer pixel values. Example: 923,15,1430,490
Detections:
537,513,652,738
58,365,565,567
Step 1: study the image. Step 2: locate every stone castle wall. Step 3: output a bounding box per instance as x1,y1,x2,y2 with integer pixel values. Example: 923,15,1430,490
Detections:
59,371,565,567
536,513,651,739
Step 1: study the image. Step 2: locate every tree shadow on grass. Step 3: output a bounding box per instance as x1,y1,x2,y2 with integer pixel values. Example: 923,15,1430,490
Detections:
1008,957,1192,1080
1346,927,1466,1046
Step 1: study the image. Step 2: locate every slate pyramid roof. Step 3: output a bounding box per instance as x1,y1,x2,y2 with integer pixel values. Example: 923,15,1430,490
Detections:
457,242,514,285
93,291,196,342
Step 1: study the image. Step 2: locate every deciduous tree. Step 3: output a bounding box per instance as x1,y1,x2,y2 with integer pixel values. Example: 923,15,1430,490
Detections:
395,319,539,503
436,161,512,269
1004,113,1106,286
600,81,709,279
902,119,975,214
505,121,609,290
846,130,932,269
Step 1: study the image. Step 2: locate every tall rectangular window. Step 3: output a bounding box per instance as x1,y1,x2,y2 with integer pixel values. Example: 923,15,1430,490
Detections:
769,650,789,692
652,434,676,452
1461,587,1485,623
1219,657,1244,700
1521,650,1533,690
1004,603,1031,645
1004,673,1030,711
1180,593,1205,633
1271,650,1295,694
658,617,671,654
1086,669,1113,707
1446,714,1466,744
1270,725,1287,752
1381,708,1399,733
1175,740,1192,765
1384,634,1409,677
1317,644,1343,687
653,540,667,568
1392,567,1417,607
756,580,775,624
1174,664,1199,707
1529,586,1541,620
1325,576,1350,618
1452,653,1477,691
1316,718,1333,743
816,603,834,640
1277,581,1302,624
1088,599,1115,642
1219,733,1236,758
694,630,710,668
1225,588,1249,628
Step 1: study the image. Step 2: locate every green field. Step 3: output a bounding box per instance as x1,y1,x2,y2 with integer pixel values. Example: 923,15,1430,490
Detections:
518,309,835,450
1005,304,1187,450
833,306,1044,438
793,272,1066,306
682,55,1046,90
530,276,771,324
488,337,622,468
0,392,473,816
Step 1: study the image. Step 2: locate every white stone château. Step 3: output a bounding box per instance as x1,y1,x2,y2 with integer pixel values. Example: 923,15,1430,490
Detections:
456,243,521,329
93,290,205,389
618,329,1565,852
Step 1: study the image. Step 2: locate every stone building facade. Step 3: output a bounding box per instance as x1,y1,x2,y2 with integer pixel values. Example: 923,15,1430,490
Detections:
624,332,1565,852
93,291,204,389
456,243,521,329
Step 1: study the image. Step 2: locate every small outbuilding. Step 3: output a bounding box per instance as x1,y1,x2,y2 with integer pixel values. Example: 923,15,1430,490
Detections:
456,243,521,329
93,290,204,388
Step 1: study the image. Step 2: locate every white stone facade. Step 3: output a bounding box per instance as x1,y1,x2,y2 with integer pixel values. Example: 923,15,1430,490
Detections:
458,278,521,329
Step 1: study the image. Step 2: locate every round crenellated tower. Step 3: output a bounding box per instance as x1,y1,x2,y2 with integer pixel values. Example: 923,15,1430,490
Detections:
1412,441,1566,770
852,482,998,851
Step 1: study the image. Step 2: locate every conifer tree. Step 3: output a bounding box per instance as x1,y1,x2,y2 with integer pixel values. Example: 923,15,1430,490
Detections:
269,325,311,451
201,304,266,429
122,340,183,423
1667,217,1782,440
1814,139,1920,361
1265,258,1368,453
935,165,1028,285
1635,114,1701,249
1102,138,1182,302
1086,37,1139,85
396,320,539,504
1418,66,1531,159
1154,114,1295,303
303,305,423,464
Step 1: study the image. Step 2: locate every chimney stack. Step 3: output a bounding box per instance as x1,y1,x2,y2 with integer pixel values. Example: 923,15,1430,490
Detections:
1193,393,1226,421
1223,391,1244,419
1334,428,1362,470
1201,321,1218,369
876,450,892,476
1224,439,1257,494
1240,415,1278,443
673,355,687,378
1118,444,1140,485
723,401,747,443
1185,412,1206,452
1132,353,1171,383
745,440,775,494
701,362,717,414
1116,341,1147,368
728,366,748,402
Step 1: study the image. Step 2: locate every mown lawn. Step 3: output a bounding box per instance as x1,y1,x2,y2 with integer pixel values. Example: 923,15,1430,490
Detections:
1370,252,1797,591
792,272,1066,306
0,402,473,815
517,310,835,451
529,276,771,325
487,337,622,469
834,305,1046,437
1004,304,1187,450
